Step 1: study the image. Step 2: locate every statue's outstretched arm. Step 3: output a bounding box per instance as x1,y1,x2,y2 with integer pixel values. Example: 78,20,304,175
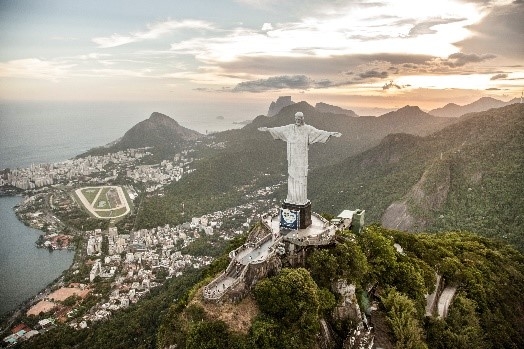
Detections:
258,127,269,132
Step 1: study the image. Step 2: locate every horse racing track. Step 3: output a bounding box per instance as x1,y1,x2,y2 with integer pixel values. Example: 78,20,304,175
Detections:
75,186,131,219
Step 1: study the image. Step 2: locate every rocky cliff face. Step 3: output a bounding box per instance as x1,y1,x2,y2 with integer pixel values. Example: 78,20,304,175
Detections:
267,96,295,117
381,158,451,231
330,280,374,349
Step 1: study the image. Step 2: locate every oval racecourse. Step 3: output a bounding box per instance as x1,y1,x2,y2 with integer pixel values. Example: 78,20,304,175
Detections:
75,186,131,219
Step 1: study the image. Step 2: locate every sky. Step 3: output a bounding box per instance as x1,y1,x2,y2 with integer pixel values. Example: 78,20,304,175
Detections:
0,0,523,117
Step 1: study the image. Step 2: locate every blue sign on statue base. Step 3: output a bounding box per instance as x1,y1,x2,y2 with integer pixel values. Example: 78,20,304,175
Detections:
280,208,300,230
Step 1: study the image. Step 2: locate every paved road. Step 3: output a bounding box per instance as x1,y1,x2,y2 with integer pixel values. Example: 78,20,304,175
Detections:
437,286,457,318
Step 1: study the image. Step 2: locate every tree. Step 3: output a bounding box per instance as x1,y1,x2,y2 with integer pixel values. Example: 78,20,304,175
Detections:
334,236,369,284
249,316,280,349
254,268,319,326
186,320,234,349
307,249,339,288
253,268,321,348
426,295,487,349
381,288,428,349
358,226,397,285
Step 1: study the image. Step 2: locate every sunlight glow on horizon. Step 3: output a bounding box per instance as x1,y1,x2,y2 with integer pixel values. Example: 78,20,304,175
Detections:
0,0,522,114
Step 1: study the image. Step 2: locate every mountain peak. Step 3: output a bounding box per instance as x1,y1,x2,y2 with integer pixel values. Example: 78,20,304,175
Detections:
112,112,202,150
267,96,295,117
429,97,512,117
380,105,428,119
476,96,499,103
149,112,180,126
397,105,422,112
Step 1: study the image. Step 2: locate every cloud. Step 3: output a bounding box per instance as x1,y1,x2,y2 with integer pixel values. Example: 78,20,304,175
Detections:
456,1,524,59
358,70,388,79
168,0,485,67
229,73,364,92
490,73,508,80
485,87,501,90
232,75,312,92
408,18,467,37
443,52,496,67
218,54,434,79
0,58,74,81
261,23,273,31
92,20,213,48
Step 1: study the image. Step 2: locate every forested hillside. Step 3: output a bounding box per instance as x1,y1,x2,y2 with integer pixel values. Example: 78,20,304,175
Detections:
135,103,524,251
21,227,524,349
310,103,524,250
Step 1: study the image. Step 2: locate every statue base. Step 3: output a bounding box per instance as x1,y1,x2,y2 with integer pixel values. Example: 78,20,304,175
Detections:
281,201,312,230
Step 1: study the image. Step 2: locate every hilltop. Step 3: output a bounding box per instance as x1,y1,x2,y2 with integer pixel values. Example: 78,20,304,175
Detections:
79,112,202,157
267,96,295,117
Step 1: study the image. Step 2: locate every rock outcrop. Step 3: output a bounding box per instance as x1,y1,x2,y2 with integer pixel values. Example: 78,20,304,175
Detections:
267,96,295,117
331,280,374,349
381,157,451,231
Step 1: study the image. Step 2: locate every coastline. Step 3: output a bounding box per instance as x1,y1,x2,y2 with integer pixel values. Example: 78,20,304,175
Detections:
0,195,75,319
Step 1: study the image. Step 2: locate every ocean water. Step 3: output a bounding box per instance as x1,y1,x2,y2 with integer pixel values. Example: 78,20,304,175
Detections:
0,101,244,316
0,101,244,170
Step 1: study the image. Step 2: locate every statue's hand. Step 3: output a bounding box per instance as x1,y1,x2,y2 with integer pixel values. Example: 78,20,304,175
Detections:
332,132,342,137
258,127,268,132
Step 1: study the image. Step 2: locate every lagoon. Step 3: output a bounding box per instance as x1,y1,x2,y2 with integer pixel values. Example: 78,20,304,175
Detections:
0,196,74,316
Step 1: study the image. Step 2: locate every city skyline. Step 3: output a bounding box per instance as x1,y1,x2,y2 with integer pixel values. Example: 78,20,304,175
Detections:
1,0,523,117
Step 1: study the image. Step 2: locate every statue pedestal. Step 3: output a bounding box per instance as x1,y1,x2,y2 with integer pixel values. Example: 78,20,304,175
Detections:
281,201,312,230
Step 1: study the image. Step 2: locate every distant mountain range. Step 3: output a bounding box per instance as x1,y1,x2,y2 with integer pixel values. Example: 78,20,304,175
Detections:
428,96,519,117
267,95,520,118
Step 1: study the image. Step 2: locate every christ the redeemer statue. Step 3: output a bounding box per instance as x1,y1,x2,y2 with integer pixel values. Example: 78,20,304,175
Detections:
259,112,341,206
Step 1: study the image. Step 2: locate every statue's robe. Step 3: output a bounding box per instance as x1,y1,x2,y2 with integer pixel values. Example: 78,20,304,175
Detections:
267,124,334,205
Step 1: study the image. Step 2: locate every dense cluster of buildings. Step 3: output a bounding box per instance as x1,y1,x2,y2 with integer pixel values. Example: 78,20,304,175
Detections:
0,148,195,191
65,194,279,330
1,143,286,345
126,151,195,192
3,321,54,346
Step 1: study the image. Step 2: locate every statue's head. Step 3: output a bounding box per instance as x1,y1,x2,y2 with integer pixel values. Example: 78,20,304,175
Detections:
294,112,305,126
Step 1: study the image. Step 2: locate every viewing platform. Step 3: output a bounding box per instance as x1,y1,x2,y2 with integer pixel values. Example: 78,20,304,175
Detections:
203,211,337,302
263,212,337,246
